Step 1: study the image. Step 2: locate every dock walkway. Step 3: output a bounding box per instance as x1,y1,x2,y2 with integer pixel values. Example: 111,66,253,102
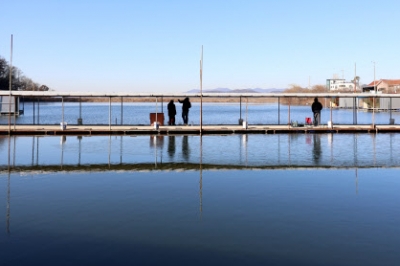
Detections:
1,124,400,136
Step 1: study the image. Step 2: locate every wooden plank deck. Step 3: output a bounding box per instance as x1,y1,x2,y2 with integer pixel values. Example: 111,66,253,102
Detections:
1,124,400,135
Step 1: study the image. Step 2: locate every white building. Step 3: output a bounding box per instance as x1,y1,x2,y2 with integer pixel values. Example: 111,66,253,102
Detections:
326,78,360,92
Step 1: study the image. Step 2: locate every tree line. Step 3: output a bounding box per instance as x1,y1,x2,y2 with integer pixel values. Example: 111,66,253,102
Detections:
0,56,49,91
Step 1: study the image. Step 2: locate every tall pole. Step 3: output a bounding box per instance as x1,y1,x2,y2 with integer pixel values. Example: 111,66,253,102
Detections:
8,34,13,134
200,45,203,134
372,61,376,93
353,63,357,124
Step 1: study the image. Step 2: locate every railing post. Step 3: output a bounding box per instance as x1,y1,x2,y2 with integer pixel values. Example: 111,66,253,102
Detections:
121,96,123,125
62,96,64,125
37,98,40,125
109,97,111,130
330,97,332,128
278,97,280,125
288,97,291,128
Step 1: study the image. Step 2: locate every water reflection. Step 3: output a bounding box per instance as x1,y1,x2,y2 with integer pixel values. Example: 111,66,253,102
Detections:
168,136,176,158
1,133,400,171
3,135,400,265
312,134,322,164
182,136,190,161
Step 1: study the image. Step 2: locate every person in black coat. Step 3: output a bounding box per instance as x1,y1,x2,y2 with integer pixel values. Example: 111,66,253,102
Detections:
178,97,191,125
311,97,323,126
167,100,176,125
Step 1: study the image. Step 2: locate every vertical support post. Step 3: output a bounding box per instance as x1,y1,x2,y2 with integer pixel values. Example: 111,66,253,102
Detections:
33,100,35,125
8,35,13,134
79,97,82,118
390,97,392,123
372,97,375,127
240,96,242,120
278,97,280,125
78,96,82,125
109,97,111,130
355,97,358,125
37,98,40,125
353,97,356,125
155,97,158,125
120,96,123,125
62,96,64,124
245,97,248,127
288,97,291,128
200,45,203,134
330,97,332,128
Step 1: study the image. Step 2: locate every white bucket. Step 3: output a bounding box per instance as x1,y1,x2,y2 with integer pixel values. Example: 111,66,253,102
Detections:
327,121,332,127
242,121,248,129
153,122,159,130
60,122,67,130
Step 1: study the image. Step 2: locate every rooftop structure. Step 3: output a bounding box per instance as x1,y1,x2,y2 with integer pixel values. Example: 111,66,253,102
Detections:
363,79,400,93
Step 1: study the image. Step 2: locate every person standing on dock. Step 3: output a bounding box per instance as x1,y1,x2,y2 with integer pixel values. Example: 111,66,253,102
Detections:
178,97,191,125
167,100,176,125
311,97,323,126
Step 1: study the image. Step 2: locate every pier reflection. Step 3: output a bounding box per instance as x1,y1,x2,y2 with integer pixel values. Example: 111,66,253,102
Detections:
167,136,176,158
313,134,322,164
1,133,400,171
182,136,190,161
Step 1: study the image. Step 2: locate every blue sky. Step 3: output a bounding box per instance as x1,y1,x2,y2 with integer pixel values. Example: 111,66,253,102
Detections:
1,0,400,93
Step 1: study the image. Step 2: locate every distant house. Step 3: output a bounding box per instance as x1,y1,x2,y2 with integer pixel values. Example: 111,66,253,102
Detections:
326,78,360,92
363,79,400,93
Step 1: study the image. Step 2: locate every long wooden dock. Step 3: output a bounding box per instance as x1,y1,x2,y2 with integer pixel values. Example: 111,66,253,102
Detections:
1,124,400,136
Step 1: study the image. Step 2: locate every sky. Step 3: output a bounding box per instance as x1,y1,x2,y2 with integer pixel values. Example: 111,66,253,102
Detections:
1,0,400,93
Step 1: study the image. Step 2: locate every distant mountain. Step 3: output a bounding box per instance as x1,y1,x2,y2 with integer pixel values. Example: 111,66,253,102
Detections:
253,88,285,93
186,88,285,93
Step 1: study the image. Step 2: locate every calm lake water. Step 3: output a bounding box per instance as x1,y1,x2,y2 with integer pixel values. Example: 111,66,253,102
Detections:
1,101,399,125
1,134,400,265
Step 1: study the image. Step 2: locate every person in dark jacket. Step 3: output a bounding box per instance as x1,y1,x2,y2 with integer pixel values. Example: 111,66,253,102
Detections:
167,100,176,125
178,97,191,125
311,97,323,126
